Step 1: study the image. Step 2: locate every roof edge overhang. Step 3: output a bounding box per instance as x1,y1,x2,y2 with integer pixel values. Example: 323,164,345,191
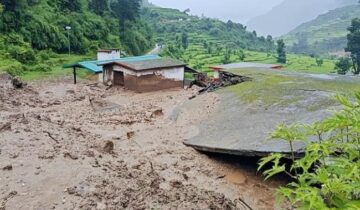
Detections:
101,61,187,72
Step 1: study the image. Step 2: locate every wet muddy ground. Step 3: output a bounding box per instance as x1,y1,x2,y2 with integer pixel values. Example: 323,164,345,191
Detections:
0,76,285,210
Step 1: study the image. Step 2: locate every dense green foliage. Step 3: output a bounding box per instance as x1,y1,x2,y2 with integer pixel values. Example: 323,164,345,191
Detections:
259,94,360,209
142,7,275,55
283,4,360,56
0,0,154,76
346,18,360,74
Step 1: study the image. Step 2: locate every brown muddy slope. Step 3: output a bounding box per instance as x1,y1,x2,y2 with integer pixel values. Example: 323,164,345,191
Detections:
0,77,282,210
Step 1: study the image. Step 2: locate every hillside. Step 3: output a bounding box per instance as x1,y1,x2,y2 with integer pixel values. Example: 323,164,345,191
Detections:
283,4,360,55
247,0,357,37
142,7,275,54
0,0,155,76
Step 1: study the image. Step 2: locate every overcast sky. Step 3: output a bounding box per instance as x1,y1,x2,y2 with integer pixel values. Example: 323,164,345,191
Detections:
149,0,284,24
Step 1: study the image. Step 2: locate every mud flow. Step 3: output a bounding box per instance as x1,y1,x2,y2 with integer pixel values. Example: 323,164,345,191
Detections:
0,76,284,210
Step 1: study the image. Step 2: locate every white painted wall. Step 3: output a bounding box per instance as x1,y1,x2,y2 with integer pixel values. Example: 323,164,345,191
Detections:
154,67,184,81
113,66,184,81
97,50,120,61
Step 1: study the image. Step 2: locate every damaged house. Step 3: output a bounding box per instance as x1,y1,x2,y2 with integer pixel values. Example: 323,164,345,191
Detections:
64,50,187,92
99,58,186,92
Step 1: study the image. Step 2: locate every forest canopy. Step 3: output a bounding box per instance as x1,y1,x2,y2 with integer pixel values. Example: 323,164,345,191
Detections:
0,0,154,55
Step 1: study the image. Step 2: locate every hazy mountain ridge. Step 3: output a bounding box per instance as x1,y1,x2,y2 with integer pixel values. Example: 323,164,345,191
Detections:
283,4,360,55
247,0,357,37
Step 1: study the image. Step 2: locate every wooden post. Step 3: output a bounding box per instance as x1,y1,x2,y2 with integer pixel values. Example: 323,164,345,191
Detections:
73,67,77,84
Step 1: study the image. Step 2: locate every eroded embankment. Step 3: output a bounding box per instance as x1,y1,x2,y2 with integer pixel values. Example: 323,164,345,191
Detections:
184,68,360,156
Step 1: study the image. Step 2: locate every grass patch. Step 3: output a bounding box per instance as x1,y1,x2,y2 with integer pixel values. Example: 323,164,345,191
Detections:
224,68,360,108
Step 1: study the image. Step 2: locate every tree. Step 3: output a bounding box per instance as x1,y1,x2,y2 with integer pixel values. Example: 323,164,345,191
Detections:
111,0,141,27
89,0,108,15
276,39,287,64
58,0,82,12
222,49,231,64
237,49,245,61
0,0,27,11
335,57,352,75
181,32,188,49
315,58,323,67
266,35,275,52
346,18,360,74
0,3,4,13
0,0,28,31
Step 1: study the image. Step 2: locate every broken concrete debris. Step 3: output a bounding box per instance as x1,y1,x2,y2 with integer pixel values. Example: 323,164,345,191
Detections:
198,71,251,93
189,70,251,99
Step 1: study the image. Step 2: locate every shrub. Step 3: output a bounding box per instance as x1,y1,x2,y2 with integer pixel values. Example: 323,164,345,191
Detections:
37,51,50,61
8,46,36,64
29,64,51,72
5,64,25,76
258,93,360,209
335,57,352,75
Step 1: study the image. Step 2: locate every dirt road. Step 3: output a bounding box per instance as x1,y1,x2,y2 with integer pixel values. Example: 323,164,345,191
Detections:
0,77,283,210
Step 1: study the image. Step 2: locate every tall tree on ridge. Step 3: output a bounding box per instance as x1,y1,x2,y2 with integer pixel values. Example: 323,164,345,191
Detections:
58,0,82,12
111,0,141,31
181,32,188,49
111,0,142,55
90,0,108,16
0,0,28,31
277,39,287,64
346,18,360,74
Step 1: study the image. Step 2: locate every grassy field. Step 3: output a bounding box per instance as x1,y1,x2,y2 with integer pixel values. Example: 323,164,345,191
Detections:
179,33,336,74
226,68,360,109
0,53,94,81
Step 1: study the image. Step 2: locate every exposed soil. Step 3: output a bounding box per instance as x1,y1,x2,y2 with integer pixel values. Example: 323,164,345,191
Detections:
0,76,284,210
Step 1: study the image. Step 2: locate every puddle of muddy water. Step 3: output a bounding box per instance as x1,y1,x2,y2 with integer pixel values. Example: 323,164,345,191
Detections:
204,153,291,186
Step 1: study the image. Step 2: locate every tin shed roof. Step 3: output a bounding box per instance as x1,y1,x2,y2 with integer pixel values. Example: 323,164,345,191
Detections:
63,55,161,73
100,58,186,71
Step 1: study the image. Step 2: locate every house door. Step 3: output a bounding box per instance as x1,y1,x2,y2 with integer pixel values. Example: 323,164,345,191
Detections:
113,71,124,86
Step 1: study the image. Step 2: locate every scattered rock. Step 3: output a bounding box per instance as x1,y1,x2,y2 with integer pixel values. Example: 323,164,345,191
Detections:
83,150,96,158
127,131,135,139
64,152,79,160
66,90,75,94
11,77,26,89
2,165,13,171
151,108,163,118
170,180,183,188
72,126,82,132
0,122,11,132
103,141,114,154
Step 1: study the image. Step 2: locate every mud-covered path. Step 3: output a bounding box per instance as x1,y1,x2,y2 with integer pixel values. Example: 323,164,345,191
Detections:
0,77,282,210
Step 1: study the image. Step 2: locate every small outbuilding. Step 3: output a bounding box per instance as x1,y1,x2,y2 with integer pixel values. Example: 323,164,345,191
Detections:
99,58,186,92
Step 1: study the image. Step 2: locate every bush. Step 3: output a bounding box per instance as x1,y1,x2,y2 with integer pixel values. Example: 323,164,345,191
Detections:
8,46,36,64
335,57,352,75
259,93,360,209
37,51,50,61
5,64,25,76
29,64,51,72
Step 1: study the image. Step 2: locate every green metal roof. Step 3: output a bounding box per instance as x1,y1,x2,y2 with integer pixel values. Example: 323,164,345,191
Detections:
63,55,161,73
